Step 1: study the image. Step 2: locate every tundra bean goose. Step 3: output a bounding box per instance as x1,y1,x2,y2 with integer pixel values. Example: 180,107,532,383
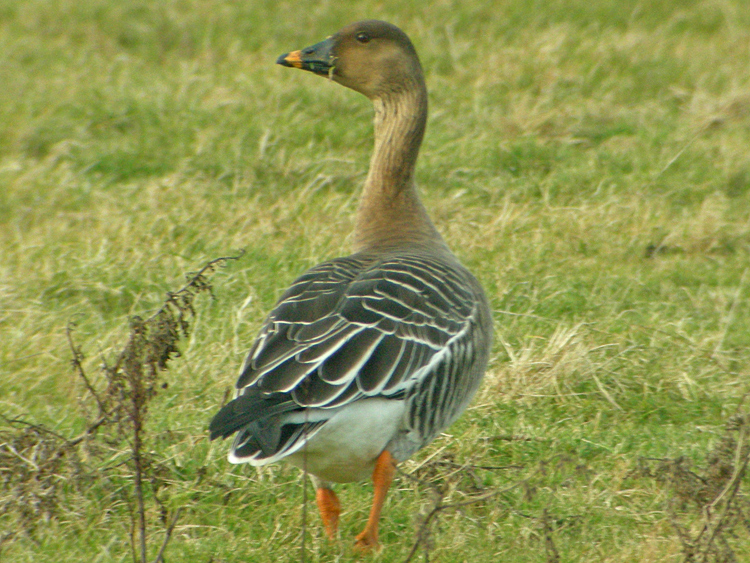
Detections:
209,20,492,550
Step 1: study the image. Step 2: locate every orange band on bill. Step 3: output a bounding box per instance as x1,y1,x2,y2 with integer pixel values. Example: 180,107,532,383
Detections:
281,50,304,69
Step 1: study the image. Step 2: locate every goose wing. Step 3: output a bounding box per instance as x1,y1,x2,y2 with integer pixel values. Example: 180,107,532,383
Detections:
209,252,488,459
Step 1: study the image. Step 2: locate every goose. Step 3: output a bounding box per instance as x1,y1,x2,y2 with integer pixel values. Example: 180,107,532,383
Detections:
209,19,492,550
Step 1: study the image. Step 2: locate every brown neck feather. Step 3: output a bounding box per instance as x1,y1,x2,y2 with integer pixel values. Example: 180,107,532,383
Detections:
353,79,447,253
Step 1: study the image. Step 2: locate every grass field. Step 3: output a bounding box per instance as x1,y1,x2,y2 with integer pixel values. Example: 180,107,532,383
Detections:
2,0,750,561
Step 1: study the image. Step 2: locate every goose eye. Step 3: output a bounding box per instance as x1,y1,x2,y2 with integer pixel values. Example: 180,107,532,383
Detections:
355,32,371,44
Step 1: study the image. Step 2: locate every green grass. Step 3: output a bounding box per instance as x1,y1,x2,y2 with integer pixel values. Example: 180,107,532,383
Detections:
2,0,750,561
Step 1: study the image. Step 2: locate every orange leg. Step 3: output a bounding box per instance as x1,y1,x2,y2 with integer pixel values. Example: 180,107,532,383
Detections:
316,486,341,540
354,450,396,551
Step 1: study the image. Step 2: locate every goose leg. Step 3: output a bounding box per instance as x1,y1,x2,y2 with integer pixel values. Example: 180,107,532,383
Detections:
354,449,396,550
315,485,341,540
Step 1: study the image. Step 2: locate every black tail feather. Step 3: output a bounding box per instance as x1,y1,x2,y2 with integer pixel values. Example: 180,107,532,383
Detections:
208,391,296,441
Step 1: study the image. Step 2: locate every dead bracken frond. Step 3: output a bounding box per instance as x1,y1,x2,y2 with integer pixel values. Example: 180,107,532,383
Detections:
100,254,241,436
0,254,240,562
0,416,90,535
76,253,240,563
635,411,750,563
399,451,573,563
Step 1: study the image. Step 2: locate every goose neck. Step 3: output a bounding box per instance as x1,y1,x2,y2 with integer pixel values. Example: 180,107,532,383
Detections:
354,83,446,252
368,85,427,193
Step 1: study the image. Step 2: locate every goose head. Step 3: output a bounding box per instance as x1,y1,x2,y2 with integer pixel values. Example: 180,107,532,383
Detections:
277,20,424,100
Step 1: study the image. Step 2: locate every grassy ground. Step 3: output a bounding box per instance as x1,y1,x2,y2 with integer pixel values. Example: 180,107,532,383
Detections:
2,0,750,561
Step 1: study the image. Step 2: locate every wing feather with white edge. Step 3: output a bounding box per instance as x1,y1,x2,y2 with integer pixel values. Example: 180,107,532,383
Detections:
209,252,490,463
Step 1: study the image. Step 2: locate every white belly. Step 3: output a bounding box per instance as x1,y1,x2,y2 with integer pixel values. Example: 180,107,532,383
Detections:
286,398,405,483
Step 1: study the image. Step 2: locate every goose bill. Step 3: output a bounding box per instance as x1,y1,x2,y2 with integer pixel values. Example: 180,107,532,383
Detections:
276,37,336,76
